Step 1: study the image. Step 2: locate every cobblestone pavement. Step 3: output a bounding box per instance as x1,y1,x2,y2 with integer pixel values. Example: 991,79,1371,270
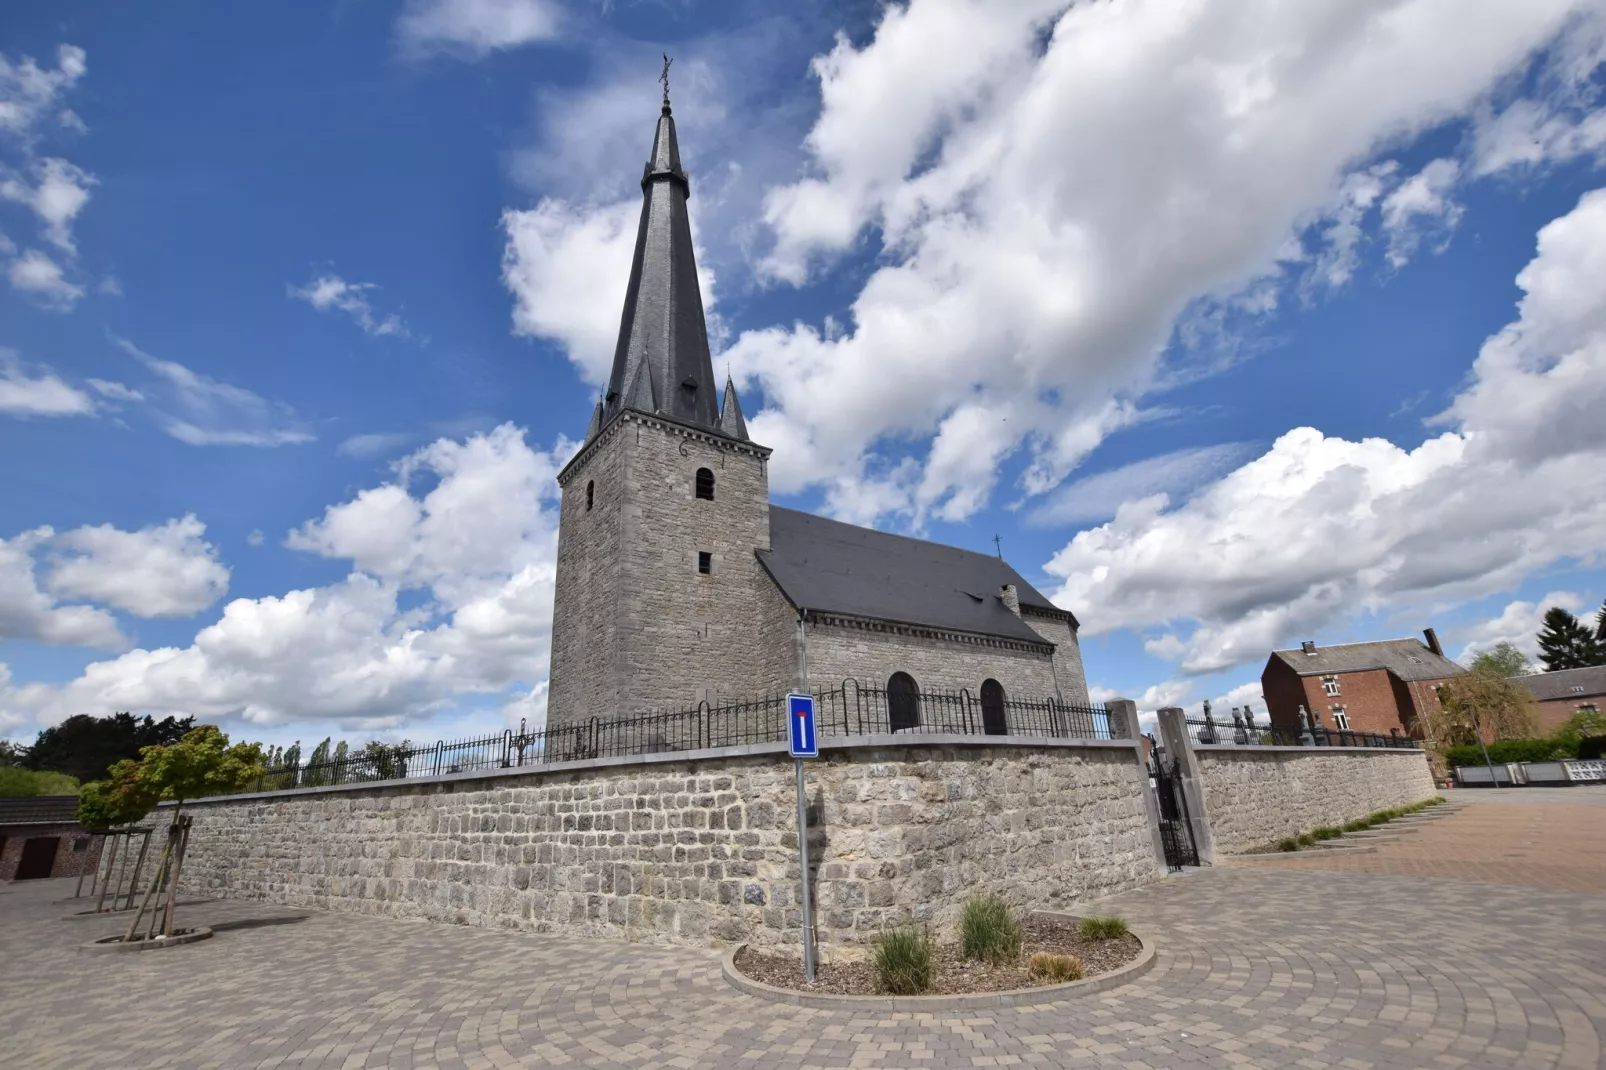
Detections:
2,788,1603,1070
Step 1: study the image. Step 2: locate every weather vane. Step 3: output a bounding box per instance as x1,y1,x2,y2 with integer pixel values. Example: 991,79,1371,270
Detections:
660,53,673,105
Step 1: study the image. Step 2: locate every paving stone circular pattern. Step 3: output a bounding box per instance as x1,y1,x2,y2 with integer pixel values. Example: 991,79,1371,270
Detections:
2,791,1604,1068
79,925,214,953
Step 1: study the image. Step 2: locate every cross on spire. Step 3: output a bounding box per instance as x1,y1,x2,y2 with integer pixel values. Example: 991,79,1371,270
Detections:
660,53,672,106
993,534,1003,560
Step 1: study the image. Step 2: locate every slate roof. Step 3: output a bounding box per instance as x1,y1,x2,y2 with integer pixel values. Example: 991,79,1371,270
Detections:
1510,665,1606,702
1269,638,1466,682
0,794,83,827
757,507,1076,645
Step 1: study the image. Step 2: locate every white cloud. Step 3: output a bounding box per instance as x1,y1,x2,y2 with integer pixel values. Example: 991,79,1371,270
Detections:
1453,591,1588,664
338,431,415,459
246,529,265,548
289,273,411,339
0,352,94,416
1472,12,1606,176
7,247,82,308
1380,158,1463,268
1028,443,1250,528
396,0,563,59
3,425,568,733
46,515,229,618
112,335,314,448
712,0,1594,525
1044,187,1606,675
0,528,125,649
0,44,85,139
0,156,95,253
86,378,142,403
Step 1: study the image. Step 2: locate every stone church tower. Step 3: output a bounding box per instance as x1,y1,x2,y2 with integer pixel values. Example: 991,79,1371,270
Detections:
547,90,784,725
547,91,1092,732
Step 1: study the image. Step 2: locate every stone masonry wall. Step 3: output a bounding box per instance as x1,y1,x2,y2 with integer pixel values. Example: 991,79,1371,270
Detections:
170,740,1159,955
806,621,1063,704
1020,609,1092,707
1196,748,1436,853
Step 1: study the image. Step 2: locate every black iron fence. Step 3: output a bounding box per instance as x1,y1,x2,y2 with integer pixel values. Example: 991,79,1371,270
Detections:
1184,711,1418,750
247,680,1121,792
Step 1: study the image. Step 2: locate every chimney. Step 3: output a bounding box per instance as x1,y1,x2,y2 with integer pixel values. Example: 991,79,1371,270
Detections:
1423,628,1443,657
1000,583,1021,617
1301,640,1317,655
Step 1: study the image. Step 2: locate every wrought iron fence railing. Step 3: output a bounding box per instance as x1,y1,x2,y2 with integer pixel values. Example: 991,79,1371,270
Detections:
245,680,1121,792
1184,714,1418,750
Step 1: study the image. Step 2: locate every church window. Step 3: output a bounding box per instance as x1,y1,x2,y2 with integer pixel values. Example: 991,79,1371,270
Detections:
980,679,1007,735
698,551,712,574
695,467,715,500
586,480,594,511
888,672,920,732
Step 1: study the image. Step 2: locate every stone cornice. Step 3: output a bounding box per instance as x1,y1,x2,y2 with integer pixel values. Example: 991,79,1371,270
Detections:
557,407,772,486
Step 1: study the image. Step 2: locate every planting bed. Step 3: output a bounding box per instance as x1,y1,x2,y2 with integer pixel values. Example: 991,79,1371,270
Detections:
733,914,1142,997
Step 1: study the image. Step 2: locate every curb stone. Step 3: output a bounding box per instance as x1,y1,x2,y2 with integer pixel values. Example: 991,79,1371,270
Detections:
78,926,214,954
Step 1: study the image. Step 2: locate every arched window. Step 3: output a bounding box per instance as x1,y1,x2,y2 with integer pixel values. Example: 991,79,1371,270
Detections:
888,672,920,732
695,467,715,501
980,678,1007,735
586,480,594,511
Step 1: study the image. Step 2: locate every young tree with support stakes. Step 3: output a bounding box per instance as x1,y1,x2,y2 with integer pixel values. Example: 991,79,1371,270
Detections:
77,759,158,913
118,726,264,943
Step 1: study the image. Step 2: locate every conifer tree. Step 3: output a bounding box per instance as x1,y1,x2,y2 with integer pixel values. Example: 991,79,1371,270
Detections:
1536,607,1605,671
1595,598,1606,644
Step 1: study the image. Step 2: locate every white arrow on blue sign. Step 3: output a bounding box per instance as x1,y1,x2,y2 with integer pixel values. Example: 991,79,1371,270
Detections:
788,693,818,758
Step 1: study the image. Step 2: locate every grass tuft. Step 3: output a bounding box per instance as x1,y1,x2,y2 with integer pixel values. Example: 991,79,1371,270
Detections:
1312,826,1341,840
1277,837,1300,852
873,925,936,995
1297,832,1317,846
960,894,1023,964
1028,952,1085,982
1079,915,1130,941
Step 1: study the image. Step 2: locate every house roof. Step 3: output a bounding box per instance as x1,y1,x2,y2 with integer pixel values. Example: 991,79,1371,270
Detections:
0,794,83,828
1269,638,1466,682
757,506,1075,646
1509,664,1606,702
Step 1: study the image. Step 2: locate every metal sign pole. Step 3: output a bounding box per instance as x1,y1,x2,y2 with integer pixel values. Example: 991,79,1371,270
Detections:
795,756,816,982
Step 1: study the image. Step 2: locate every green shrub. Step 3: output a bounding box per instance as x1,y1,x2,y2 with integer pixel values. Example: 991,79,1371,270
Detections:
873,926,935,995
1443,738,1570,768
1028,952,1085,982
1277,838,1299,852
1312,826,1341,840
1341,819,1369,833
960,894,1022,963
1297,832,1316,846
1079,916,1129,941
0,767,79,797
1577,735,1606,761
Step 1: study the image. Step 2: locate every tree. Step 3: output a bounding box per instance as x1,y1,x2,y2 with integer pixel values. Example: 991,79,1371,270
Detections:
1596,598,1606,644
0,740,27,766
1468,642,1530,678
0,767,79,797
1536,607,1605,671
23,712,195,784
1433,667,1541,747
76,759,158,831
1553,707,1606,747
119,726,264,942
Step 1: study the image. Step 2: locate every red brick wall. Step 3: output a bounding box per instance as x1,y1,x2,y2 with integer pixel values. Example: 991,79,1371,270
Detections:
0,825,102,881
1534,696,1603,734
1300,668,1404,734
1261,658,1310,733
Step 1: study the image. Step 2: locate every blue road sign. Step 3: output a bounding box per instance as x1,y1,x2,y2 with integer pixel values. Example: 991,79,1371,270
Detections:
788,693,818,758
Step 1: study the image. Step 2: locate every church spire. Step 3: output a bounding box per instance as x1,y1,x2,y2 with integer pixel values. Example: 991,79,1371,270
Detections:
601,64,722,435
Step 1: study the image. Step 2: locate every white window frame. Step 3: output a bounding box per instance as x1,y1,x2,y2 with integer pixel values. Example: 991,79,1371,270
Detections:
1331,705,1350,731
1322,675,1340,697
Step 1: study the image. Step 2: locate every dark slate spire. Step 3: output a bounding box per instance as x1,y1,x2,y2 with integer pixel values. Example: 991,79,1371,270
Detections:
602,85,721,434
718,374,749,441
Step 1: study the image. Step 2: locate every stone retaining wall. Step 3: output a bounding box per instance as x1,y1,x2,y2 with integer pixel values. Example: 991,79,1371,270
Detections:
170,737,1160,953
1196,747,1436,853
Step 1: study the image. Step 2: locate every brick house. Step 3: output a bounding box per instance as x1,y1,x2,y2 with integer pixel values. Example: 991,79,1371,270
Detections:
1510,665,1606,734
545,93,1090,729
1261,630,1465,740
0,795,101,881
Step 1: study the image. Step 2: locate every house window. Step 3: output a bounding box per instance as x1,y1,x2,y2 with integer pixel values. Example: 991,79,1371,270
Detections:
888,672,921,732
586,480,594,511
1571,685,1585,693
697,551,711,574
1331,706,1350,731
1322,675,1340,697
695,467,715,501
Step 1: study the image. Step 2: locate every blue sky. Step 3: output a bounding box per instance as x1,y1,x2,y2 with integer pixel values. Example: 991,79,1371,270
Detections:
3,0,1605,750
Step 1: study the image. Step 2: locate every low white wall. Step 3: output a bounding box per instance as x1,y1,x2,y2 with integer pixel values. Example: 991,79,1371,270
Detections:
1196,747,1436,853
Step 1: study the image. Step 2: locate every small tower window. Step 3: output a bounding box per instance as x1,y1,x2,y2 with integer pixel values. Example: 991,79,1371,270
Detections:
586,480,594,511
698,551,711,574
695,467,715,501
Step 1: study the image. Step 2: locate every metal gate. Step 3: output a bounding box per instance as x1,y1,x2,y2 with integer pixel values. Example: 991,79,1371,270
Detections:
1150,756,1199,871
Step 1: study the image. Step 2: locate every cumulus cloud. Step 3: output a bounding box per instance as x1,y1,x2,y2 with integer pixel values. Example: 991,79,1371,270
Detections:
112,335,314,447
0,156,95,253
397,0,562,59
0,528,125,649
6,247,82,308
289,273,411,339
0,44,86,138
45,515,229,618
0,352,94,416
1453,591,1589,664
1380,158,1463,267
1044,187,1606,675
1,426,570,733
701,0,1598,525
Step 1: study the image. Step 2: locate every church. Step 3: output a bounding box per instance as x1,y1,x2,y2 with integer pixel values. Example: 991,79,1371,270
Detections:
545,89,1090,731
